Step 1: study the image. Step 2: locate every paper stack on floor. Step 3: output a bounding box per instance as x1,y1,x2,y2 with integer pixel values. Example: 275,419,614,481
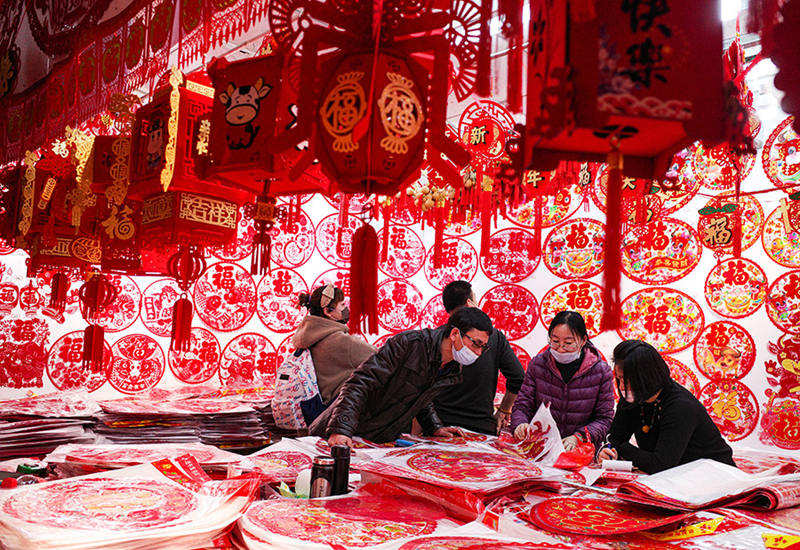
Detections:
0,393,97,459
45,442,245,477
0,454,259,550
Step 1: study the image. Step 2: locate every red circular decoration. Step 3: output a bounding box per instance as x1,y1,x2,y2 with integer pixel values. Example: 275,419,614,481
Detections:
509,343,532,368
693,321,756,382
704,258,768,319
323,193,375,214
697,192,764,256
691,142,756,191
762,205,800,268
106,334,165,394
480,228,540,284
315,214,361,267
664,356,700,397
270,208,316,268
0,282,18,318
276,334,295,367
543,218,606,280
399,537,543,550
621,218,702,285
93,275,141,333
760,400,800,450
168,328,220,384
47,331,109,392
377,279,423,332
220,333,278,388
209,207,255,261
698,380,759,441
242,496,437,547
140,279,182,338
193,262,257,332
458,100,515,163
618,288,704,353
256,268,308,333
445,0,481,101
250,451,313,482
479,285,538,341
509,181,586,229
311,269,352,299
0,239,15,255
531,497,692,535
420,295,449,328
766,270,800,334
423,237,478,290
762,116,800,194
386,198,422,226
379,225,425,279
540,280,604,338
1,477,196,531
406,449,539,483
591,166,666,224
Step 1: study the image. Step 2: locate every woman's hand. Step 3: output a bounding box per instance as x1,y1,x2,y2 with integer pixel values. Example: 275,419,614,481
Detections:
328,434,353,449
514,423,534,441
597,447,618,462
562,435,580,451
433,426,463,438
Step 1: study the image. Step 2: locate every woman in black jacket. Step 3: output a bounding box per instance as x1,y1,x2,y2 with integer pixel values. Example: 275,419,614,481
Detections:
598,340,735,474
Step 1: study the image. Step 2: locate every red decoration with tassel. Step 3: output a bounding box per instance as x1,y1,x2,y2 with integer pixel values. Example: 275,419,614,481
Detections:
166,245,207,351
78,274,116,373
48,272,70,314
348,223,379,335
601,148,624,332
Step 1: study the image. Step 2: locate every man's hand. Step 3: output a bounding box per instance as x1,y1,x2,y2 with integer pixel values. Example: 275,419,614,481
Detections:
328,434,353,449
513,423,534,441
562,434,580,451
494,409,511,435
597,447,618,463
433,426,463,438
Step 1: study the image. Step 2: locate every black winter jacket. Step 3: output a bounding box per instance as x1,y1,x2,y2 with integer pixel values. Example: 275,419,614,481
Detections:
308,326,462,442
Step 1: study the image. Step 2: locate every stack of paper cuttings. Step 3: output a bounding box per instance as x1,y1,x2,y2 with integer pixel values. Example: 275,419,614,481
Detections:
294,436,397,464
45,443,245,478
236,485,459,549
93,399,201,444
0,455,259,550
0,393,98,459
93,398,268,450
358,444,560,520
610,459,800,511
732,446,800,474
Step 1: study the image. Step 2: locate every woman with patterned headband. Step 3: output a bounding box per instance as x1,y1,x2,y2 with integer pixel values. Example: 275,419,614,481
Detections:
292,284,377,407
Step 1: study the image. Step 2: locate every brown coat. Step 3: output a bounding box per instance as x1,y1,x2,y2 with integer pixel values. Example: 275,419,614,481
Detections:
291,315,377,403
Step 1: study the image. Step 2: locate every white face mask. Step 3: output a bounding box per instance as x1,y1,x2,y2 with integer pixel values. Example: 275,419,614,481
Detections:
550,348,581,363
452,343,480,365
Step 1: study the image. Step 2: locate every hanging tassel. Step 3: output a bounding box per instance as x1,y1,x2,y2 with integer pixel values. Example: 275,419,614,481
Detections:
601,148,624,332
733,211,743,258
533,196,543,258
381,208,390,262
348,223,379,335
433,210,445,268
251,220,272,276
476,0,493,97
480,191,492,259
49,272,70,314
83,324,105,373
337,194,350,249
171,296,193,352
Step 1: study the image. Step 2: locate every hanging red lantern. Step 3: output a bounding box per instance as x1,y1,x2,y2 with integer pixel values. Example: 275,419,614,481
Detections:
166,245,206,352
78,272,116,373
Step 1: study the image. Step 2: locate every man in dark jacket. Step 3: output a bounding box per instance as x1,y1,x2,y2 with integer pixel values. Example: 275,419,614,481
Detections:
309,307,494,447
434,281,525,435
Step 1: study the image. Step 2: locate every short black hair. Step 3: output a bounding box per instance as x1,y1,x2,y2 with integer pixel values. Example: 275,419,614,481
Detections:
445,306,493,336
298,284,344,317
547,310,588,340
612,339,672,403
442,280,473,313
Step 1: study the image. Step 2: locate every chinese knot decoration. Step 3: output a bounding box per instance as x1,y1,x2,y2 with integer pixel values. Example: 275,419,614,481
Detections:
78,272,116,373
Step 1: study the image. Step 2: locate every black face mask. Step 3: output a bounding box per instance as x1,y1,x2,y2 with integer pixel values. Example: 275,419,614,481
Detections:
338,307,350,324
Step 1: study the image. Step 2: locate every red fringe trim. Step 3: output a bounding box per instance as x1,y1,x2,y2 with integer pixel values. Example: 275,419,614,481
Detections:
348,223,379,335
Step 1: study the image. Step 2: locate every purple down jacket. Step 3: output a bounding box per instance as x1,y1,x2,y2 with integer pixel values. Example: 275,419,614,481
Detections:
510,343,614,447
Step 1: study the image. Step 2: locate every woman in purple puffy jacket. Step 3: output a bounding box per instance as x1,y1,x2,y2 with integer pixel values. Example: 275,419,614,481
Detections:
510,311,614,450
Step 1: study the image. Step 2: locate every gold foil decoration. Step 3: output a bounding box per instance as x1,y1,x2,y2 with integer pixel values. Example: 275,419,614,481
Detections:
378,72,423,154
178,192,237,229
160,67,183,193
320,71,366,153
196,119,211,155
18,150,36,236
